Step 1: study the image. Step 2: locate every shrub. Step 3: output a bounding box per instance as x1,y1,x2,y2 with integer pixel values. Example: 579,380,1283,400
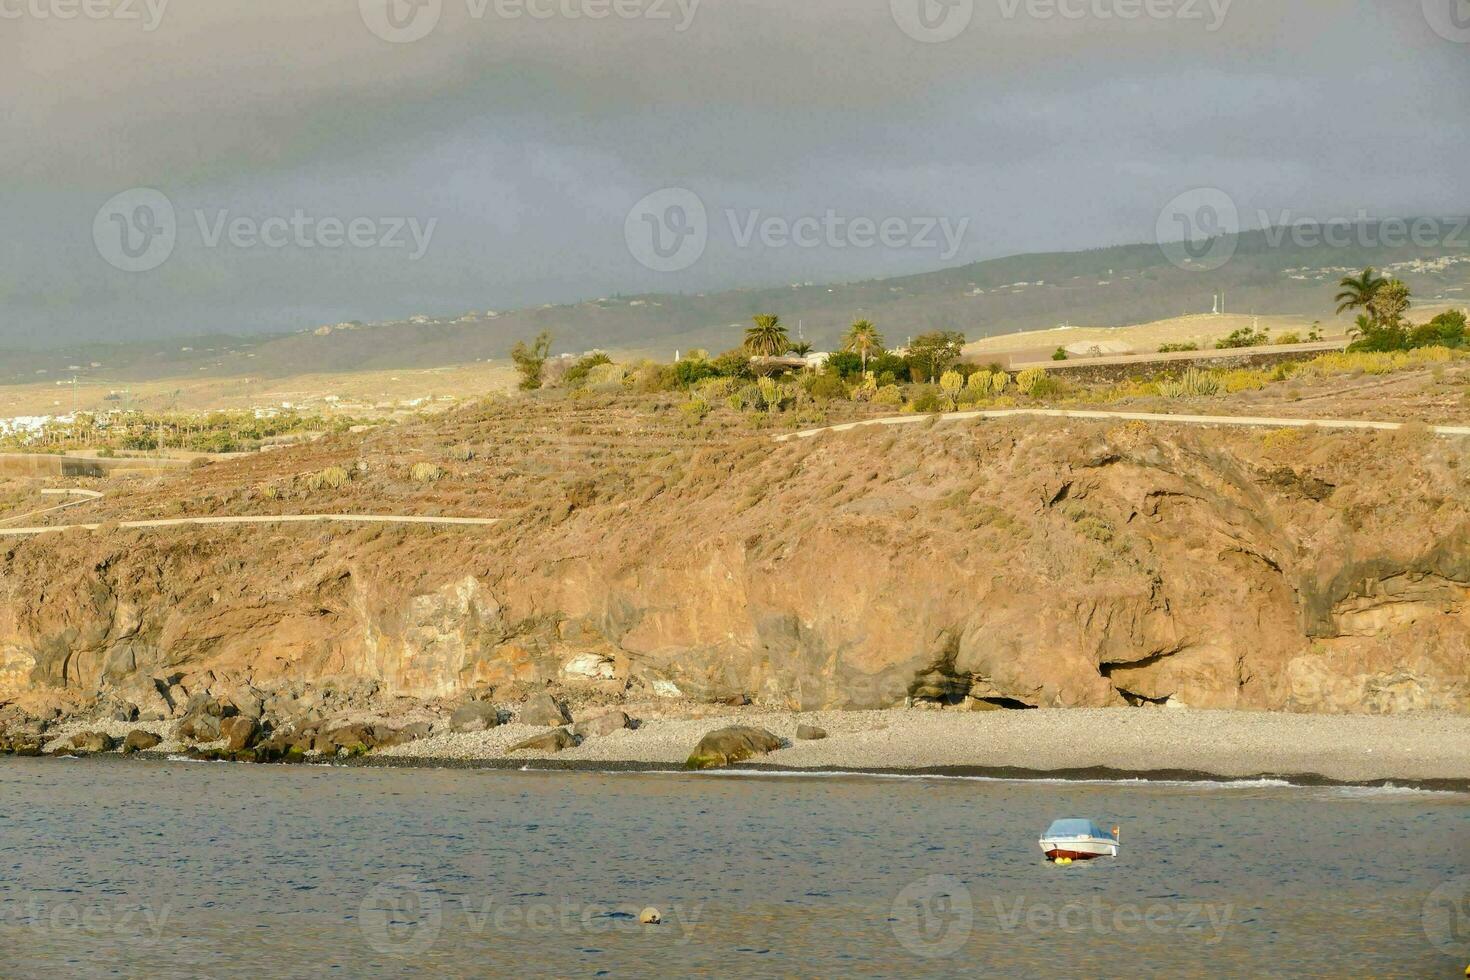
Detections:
679,396,710,422
1015,368,1048,396
939,370,965,401
874,384,903,406
1052,347,1069,361
826,351,863,378
906,385,948,413
1216,326,1269,350
1276,332,1302,345
563,352,612,388
586,363,626,388
710,349,753,379
1155,367,1222,398
1158,342,1199,353
305,466,351,491
410,462,444,484
449,444,476,462
809,373,848,402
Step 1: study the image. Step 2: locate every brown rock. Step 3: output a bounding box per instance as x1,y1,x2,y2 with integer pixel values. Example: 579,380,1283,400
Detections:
220,717,260,752
685,726,783,770
518,693,571,727
572,711,632,739
795,724,827,741
68,731,116,754
178,714,222,742
449,701,501,733
507,728,576,754
122,730,163,754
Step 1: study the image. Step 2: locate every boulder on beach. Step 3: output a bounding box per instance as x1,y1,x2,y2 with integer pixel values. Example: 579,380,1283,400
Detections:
685,726,783,770
795,724,828,741
518,692,572,727
572,710,632,739
177,713,222,742
68,732,116,754
449,701,501,733
507,728,576,754
374,722,432,748
220,717,260,752
122,730,162,754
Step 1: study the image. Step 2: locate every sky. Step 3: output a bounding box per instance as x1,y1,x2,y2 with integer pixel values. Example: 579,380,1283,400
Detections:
1,0,1467,347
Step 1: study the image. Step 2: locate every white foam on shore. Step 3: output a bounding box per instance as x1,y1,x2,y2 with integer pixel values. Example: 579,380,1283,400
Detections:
562,767,1468,798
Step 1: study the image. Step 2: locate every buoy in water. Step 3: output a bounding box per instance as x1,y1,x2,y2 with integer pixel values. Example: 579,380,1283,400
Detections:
639,907,662,925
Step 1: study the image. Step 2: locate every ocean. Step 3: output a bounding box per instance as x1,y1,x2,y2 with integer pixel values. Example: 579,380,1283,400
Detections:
1,758,1466,977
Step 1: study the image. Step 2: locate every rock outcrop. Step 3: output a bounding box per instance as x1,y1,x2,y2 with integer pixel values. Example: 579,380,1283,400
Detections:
1,419,1467,718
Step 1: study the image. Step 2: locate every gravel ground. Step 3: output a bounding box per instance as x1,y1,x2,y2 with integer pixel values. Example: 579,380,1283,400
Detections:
374,707,1470,785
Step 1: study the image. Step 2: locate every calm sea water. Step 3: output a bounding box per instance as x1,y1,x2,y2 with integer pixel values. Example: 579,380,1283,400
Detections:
1,759,1466,978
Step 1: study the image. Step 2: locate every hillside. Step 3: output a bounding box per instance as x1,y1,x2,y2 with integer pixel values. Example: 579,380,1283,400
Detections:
4,226,1466,388
3,350,1468,733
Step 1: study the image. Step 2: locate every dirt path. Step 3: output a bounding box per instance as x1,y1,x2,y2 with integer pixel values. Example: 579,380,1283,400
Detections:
776,408,1470,442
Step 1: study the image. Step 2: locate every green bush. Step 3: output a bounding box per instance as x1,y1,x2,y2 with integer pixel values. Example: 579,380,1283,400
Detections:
1158,342,1199,353
410,462,444,484
1216,326,1270,350
808,373,848,401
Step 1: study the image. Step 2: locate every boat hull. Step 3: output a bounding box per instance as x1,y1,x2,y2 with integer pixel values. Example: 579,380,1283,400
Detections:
1039,838,1119,861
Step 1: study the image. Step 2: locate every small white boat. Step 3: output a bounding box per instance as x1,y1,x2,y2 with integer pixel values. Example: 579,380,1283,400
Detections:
1039,819,1120,863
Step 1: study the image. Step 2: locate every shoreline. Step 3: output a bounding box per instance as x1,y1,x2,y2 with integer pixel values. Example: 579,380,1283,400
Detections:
23,706,1462,794
42,752,1470,795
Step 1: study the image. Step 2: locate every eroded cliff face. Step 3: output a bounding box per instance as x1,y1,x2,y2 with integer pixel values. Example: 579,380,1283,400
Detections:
2,419,1467,715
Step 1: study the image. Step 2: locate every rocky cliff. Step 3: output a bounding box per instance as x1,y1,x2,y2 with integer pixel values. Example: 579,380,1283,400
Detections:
2,414,1467,718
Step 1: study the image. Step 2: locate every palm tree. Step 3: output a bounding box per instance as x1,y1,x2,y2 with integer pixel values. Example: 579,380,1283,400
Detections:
843,319,885,373
744,314,790,358
1335,268,1387,316
788,340,814,357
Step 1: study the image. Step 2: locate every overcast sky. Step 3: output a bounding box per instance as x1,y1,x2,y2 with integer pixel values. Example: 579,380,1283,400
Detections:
1,0,1466,346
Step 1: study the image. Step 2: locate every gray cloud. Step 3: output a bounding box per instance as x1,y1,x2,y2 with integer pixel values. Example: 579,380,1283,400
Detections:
1,0,1466,344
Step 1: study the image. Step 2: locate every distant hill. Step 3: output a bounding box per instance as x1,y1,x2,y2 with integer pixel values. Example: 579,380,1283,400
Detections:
4,224,1466,385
